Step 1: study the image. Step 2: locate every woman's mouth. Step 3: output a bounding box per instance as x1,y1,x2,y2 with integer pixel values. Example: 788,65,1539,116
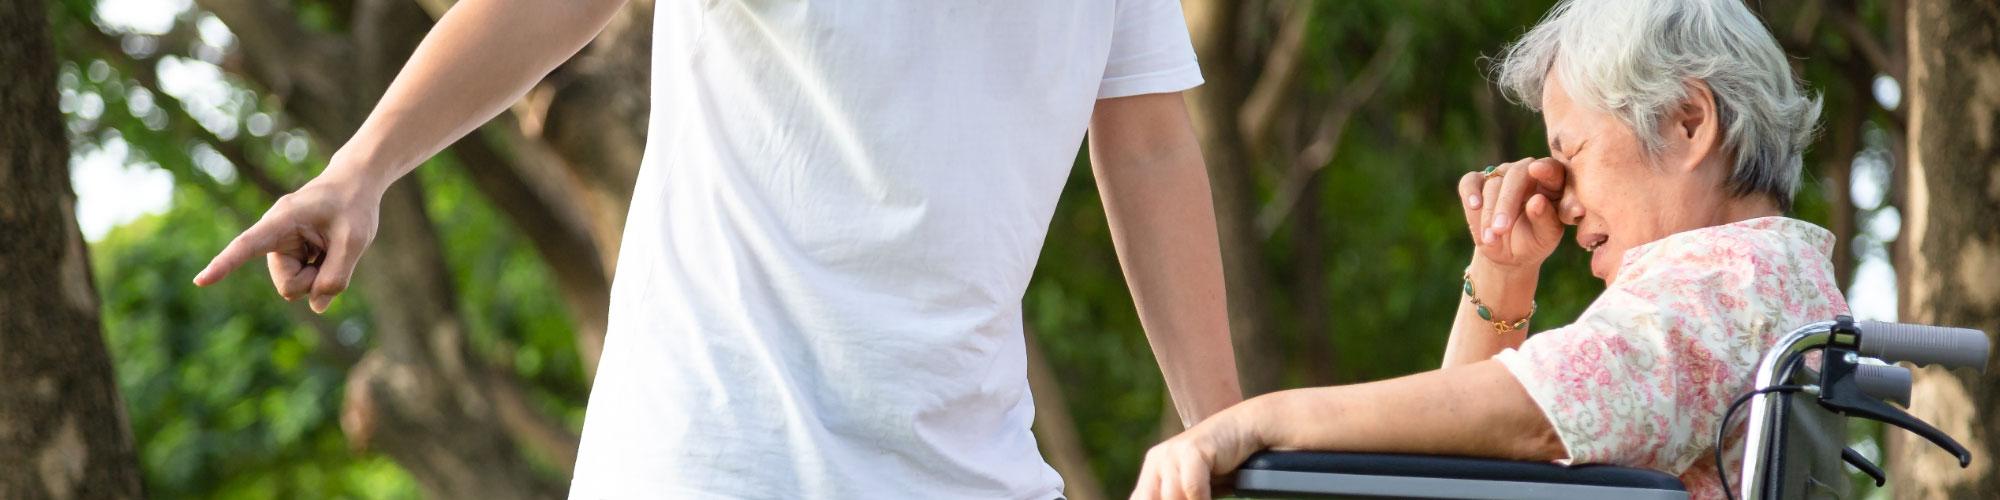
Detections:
1579,233,1609,253
1580,233,1611,278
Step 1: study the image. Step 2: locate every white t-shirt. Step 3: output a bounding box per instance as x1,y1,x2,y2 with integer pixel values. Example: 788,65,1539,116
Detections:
569,1,1202,498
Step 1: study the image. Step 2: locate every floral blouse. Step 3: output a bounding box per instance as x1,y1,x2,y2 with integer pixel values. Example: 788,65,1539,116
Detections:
1494,217,1849,500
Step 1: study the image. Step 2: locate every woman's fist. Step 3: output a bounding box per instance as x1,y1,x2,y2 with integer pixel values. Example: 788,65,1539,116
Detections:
1457,158,1572,271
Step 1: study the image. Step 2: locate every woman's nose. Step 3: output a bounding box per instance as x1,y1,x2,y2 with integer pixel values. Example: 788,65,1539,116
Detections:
1558,187,1584,225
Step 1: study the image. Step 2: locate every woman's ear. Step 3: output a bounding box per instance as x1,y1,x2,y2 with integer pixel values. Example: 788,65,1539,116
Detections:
1669,80,1722,173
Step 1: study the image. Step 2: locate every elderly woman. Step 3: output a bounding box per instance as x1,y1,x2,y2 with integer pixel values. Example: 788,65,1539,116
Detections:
1131,1,1843,499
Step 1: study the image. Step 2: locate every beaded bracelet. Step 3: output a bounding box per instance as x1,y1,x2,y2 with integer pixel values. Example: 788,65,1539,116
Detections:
1463,271,1535,335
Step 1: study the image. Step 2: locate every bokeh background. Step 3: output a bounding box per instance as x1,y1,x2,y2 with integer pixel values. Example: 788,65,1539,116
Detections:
10,0,1997,498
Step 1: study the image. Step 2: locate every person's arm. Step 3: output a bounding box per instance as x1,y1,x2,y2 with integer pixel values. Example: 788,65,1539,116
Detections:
1251,361,1562,458
1087,92,1243,425
1130,360,1564,500
1441,258,1539,367
193,0,629,312
1440,158,1570,367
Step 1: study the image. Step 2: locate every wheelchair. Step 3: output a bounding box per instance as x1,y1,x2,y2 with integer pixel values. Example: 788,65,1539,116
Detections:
1230,316,1992,499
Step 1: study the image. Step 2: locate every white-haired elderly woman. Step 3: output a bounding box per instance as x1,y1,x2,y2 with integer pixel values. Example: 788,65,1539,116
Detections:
1131,1,1846,499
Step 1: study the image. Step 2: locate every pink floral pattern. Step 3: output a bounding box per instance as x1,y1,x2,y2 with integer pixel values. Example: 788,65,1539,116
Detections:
1494,217,1849,500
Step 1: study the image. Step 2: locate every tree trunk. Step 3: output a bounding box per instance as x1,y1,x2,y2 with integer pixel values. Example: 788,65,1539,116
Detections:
1889,1,2000,498
0,0,146,497
1820,81,1861,292
338,181,567,499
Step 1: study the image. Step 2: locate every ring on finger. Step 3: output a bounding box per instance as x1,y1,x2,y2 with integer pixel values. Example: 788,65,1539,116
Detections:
1482,164,1502,179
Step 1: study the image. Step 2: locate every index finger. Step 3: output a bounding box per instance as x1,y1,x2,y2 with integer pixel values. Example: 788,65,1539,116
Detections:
193,222,278,287
1489,159,1537,231
1132,458,1162,500
1526,158,1567,195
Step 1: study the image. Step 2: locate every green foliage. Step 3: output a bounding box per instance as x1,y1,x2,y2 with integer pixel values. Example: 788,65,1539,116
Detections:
89,153,592,498
415,158,591,432
95,190,419,499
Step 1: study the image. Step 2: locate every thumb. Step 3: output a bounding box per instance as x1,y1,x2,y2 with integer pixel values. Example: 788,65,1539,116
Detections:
308,232,366,313
1526,193,1565,242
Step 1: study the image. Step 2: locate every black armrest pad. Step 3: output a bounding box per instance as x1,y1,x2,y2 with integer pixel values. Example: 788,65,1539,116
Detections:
1238,451,1685,491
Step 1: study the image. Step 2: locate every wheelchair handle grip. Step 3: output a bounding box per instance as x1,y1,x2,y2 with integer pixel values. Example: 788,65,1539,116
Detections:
1856,321,1991,372
1854,363,1912,407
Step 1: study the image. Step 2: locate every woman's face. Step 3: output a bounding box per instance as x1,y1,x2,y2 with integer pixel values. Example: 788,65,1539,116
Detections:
1540,72,1734,284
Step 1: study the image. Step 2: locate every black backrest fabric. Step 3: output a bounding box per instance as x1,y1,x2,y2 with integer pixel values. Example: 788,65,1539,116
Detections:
1238,451,1687,491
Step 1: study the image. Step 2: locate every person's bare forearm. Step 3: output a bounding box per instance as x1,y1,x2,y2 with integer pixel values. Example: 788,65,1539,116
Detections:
1087,92,1243,426
1247,361,1564,461
330,0,627,189
1440,257,1538,368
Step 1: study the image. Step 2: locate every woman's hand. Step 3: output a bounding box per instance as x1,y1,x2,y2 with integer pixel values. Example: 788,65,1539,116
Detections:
192,163,385,313
1131,404,1265,500
1457,158,1571,271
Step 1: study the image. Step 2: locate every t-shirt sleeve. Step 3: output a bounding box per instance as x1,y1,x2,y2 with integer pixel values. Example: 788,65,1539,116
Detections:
1493,247,1772,474
1098,0,1204,99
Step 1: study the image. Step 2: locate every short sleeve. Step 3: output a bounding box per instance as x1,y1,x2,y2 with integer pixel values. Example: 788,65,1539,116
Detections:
1493,249,1772,474
1098,0,1204,99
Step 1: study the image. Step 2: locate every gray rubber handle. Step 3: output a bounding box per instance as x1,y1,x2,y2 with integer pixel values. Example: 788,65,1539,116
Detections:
1854,363,1913,407
1857,321,1992,372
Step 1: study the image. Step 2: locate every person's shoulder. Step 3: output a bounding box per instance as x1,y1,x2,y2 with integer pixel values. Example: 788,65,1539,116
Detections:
1614,217,1835,287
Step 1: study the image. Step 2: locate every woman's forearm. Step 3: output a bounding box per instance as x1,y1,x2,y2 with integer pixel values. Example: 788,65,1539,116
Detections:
1250,360,1565,461
330,0,628,190
1440,257,1540,368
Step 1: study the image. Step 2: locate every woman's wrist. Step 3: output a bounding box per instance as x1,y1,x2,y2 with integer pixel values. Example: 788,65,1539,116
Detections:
1468,256,1539,322
1237,390,1302,452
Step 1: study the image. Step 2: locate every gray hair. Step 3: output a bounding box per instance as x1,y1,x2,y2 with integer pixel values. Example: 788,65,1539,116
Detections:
1494,0,1822,211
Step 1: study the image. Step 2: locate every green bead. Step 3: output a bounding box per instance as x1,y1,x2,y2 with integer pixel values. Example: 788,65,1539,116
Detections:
1476,305,1493,321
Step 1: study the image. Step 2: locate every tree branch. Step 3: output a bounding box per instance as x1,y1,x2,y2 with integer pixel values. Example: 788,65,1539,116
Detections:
1255,22,1413,236
447,130,612,375
485,364,581,472
1238,1,1317,153
192,0,355,136
73,21,297,199
1826,2,1900,80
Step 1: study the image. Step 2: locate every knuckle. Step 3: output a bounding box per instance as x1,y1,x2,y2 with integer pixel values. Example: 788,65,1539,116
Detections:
268,194,301,215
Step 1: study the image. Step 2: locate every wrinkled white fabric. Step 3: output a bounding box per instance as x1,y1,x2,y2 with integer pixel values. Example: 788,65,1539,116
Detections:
569,1,1202,498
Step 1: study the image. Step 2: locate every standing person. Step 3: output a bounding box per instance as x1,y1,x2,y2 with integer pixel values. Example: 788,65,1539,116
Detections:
191,0,1243,498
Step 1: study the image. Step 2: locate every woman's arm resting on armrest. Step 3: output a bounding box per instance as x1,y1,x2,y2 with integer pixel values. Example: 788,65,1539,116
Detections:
1253,359,1563,460
1131,360,1564,500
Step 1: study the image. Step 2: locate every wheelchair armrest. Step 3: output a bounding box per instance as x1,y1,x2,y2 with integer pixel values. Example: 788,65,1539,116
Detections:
1232,451,1688,499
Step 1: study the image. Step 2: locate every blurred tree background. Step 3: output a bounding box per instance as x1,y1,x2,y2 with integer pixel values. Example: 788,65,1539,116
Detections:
24,0,1991,498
